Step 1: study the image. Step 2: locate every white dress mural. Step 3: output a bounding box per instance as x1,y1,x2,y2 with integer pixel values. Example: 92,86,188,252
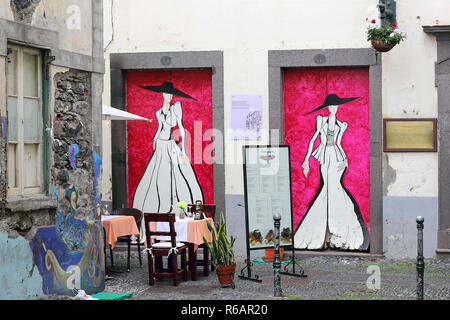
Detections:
293,94,370,251
132,82,204,214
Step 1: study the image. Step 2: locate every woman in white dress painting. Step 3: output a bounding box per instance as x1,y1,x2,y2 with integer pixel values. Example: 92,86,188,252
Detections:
293,93,370,251
132,81,204,214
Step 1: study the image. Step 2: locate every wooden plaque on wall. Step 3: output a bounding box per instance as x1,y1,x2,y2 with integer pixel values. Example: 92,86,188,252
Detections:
383,118,437,152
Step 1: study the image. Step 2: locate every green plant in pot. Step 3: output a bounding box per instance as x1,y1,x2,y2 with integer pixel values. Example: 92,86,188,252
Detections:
203,212,236,287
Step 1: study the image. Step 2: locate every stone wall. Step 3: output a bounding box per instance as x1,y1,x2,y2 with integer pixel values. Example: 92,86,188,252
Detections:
0,0,104,300
0,67,105,299
52,69,95,223
9,0,41,23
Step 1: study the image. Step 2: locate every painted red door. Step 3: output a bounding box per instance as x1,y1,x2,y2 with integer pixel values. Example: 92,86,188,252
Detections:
284,67,370,250
126,69,214,210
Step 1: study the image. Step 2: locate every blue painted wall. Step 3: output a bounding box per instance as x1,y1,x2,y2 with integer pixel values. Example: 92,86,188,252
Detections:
0,232,44,300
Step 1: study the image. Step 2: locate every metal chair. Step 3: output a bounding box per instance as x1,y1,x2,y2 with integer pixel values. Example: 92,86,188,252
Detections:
143,213,188,286
109,208,143,271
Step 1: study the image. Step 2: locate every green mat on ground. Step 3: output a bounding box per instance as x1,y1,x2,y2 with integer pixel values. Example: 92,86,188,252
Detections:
252,259,291,264
91,292,133,300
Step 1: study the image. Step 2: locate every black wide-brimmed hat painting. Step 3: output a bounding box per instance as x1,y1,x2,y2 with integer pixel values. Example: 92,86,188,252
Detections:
140,81,197,101
307,93,360,114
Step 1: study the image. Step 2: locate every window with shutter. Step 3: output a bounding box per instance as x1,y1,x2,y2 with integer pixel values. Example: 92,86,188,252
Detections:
7,45,43,196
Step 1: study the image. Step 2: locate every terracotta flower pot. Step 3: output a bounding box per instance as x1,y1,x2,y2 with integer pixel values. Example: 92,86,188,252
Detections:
215,263,236,286
371,39,396,52
263,248,284,262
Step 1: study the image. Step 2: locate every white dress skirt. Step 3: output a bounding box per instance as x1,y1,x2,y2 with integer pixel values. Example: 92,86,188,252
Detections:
293,145,370,251
132,102,204,214
132,139,204,213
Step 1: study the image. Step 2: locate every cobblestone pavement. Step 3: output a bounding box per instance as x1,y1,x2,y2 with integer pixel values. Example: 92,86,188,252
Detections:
43,248,450,300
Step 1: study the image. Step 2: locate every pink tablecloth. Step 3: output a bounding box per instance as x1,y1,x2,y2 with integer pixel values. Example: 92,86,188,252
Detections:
101,215,140,249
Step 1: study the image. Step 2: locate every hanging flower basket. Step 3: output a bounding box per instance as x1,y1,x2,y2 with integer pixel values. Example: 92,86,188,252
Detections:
365,18,406,53
370,39,396,52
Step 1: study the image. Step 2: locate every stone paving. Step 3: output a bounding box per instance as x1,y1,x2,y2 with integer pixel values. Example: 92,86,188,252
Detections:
65,248,450,301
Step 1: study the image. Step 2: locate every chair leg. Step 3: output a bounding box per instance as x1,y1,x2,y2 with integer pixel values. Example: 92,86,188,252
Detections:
203,246,209,277
171,253,178,286
127,237,131,271
181,250,188,281
103,228,107,268
137,240,142,266
147,253,154,286
110,245,114,266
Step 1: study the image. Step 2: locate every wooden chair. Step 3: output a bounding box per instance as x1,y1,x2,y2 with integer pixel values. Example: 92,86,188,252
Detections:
109,208,143,271
187,204,216,278
143,213,188,286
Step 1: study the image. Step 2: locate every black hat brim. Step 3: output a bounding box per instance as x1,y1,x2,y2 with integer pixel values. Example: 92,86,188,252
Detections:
140,84,197,101
307,96,360,114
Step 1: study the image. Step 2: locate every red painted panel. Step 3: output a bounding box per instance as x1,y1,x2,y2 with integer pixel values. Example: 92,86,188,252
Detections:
126,69,214,208
284,67,370,234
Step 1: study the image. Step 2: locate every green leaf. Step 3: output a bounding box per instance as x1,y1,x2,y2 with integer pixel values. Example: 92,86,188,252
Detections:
204,211,236,266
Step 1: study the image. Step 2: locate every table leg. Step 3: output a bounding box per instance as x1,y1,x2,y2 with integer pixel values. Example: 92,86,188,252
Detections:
188,243,197,281
103,227,113,280
203,246,209,277
127,236,131,272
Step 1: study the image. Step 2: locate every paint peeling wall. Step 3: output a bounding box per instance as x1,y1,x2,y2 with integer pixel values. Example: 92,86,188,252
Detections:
0,232,43,299
0,0,92,56
381,0,441,199
0,67,105,298
0,0,104,299
0,56,7,206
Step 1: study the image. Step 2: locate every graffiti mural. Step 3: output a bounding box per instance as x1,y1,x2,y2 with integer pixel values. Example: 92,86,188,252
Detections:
29,151,105,295
126,69,214,212
93,150,102,220
132,81,204,213
29,222,104,295
68,144,79,169
293,94,370,250
284,67,371,251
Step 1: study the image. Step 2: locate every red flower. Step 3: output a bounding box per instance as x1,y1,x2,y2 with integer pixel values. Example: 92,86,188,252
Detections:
392,23,397,27
371,19,376,23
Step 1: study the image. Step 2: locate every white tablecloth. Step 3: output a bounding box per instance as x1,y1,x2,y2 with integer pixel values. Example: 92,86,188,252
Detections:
154,217,195,242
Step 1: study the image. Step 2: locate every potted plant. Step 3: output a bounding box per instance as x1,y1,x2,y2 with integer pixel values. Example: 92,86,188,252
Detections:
203,212,236,288
366,18,407,52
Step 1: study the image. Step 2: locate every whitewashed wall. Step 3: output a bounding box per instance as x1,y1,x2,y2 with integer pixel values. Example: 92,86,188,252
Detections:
0,0,93,56
102,0,449,200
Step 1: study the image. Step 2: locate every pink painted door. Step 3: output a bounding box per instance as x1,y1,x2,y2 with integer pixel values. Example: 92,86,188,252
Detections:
284,67,370,251
126,69,214,212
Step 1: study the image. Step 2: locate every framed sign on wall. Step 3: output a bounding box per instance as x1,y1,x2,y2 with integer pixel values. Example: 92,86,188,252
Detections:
383,118,437,152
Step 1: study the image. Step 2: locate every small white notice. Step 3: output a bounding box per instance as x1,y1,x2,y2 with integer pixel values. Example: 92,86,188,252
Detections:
231,95,262,140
